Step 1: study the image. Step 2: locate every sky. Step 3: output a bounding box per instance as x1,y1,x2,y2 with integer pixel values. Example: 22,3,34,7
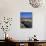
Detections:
20,12,32,18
